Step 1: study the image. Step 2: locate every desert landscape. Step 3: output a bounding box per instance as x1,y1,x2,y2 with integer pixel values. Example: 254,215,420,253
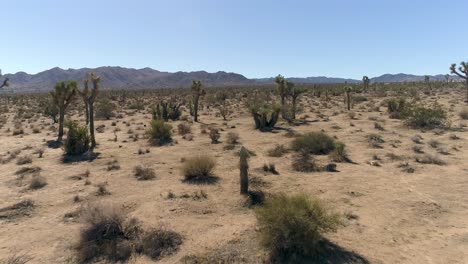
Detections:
2,1,468,263
0,71,468,263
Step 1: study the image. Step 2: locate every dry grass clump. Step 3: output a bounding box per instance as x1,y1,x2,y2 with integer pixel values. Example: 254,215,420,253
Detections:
267,144,288,157
292,151,319,172
255,193,341,261
76,203,182,263
181,155,217,183
209,128,220,144
291,132,335,155
16,155,32,165
415,154,447,165
133,165,156,181
15,166,41,175
0,200,35,221
29,174,47,190
329,142,351,162
177,122,192,135
0,251,33,264
147,120,172,146
226,132,240,144
106,159,120,171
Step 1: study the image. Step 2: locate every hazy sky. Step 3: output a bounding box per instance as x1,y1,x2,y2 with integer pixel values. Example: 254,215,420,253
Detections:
2,0,467,78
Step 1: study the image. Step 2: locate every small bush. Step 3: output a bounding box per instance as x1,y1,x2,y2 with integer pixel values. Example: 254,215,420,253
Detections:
64,121,90,156
292,151,319,172
29,175,47,190
404,103,449,129
134,165,156,181
16,155,32,165
76,204,141,263
226,132,239,144
415,154,446,165
181,155,217,183
106,159,120,171
209,128,220,144
255,194,340,261
329,142,350,162
387,98,408,119
138,228,183,260
147,120,172,146
177,122,191,135
291,132,335,155
267,144,288,157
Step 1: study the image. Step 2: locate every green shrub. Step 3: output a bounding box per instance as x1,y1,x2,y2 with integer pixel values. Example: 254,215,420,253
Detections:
147,120,172,146
404,103,449,129
267,144,288,157
255,194,340,261
329,142,350,162
64,121,90,156
181,155,217,183
291,132,335,155
386,98,408,119
95,98,116,120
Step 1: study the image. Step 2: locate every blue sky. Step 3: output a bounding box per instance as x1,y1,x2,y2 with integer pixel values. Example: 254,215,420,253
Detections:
2,0,467,78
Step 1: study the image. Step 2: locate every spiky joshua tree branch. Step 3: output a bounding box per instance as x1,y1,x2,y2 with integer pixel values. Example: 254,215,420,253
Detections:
450,62,468,103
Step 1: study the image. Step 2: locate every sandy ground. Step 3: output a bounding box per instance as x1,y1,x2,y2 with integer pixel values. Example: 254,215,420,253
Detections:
0,90,467,263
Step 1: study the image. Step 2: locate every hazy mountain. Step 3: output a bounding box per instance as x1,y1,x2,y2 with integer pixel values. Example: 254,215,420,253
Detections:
3,66,254,92
2,67,462,92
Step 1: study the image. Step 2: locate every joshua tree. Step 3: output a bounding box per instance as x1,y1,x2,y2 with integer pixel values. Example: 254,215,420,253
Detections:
239,146,249,195
152,100,182,121
450,62,468,103
444,74,450,84
424,75,432,90
344,86,353,111
362,76,370,92
78,73,100,147
275,74,291,118
191,80,204,122
0,70,10,89
289,85,306,120
50,81,77,141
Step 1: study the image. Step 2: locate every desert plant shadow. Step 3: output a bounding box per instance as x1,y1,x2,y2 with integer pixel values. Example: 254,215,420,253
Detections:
46,140,63,149
295,239,369,264
181,175,219,185
62,151,100,163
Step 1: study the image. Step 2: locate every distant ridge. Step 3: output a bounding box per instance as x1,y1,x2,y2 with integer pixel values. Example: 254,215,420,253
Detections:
2,67,462,92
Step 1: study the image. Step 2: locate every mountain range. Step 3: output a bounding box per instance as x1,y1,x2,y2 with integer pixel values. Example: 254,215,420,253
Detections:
1,66,461,92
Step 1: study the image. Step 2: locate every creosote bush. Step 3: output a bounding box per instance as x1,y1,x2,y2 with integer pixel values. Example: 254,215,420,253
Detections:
330,142,350,162
291,132,335,155
134,165,156,181
147,120,172,146
404,103,449,129
255,193,341,261
181,155,217,183
64,121,90,156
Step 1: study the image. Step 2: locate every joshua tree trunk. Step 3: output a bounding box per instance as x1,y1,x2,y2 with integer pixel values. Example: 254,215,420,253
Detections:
194,95,199,122
84,101,89,125
239,146,249,195
58,110,65,141
89,102,96,147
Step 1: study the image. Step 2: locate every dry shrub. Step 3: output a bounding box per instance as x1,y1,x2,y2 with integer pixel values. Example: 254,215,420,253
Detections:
267,144,288,157
16,155,32,165
134,165,156,181
0,251,33,264
292,151,319,172
459,107,468,120
29,175,47,190
138,228,183,260
415,154,446,165
291,132,335,155
209,128,220,144
146,120,172,146
329,142,350,162
0,200,35,221
181,155,217,183
177,122,192,135
255,193,340,261
76,203,141,263
226,132,240,144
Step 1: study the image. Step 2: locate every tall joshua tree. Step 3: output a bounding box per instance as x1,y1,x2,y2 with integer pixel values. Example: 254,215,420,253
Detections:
450,62,468,103
362,76,370,92
191,80,204,122
0,69,10,89
239,146,249,195
78,73,100,147
275,74,288,118
289,85,306,120
344,85,353,111
50,81,77,141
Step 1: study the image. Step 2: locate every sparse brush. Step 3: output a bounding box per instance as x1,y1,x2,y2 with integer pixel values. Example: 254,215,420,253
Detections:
138,228,183,260
209,128,220,144
106,159,120,171
29,174,47,190
413,145,424,153
374,122,385,131
255,193,341,261
96,183,110,195
291,132,335,155
428,139,440,148
181,155,217,183
459,107,468,120
226,132,239,144
134,165,156,181
292,151,319,172
0,251,33,264
329,142,350,162
415,154,446,165
177,122,191,135
147,120,172,146
16,155,32,165
267,144,288,157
